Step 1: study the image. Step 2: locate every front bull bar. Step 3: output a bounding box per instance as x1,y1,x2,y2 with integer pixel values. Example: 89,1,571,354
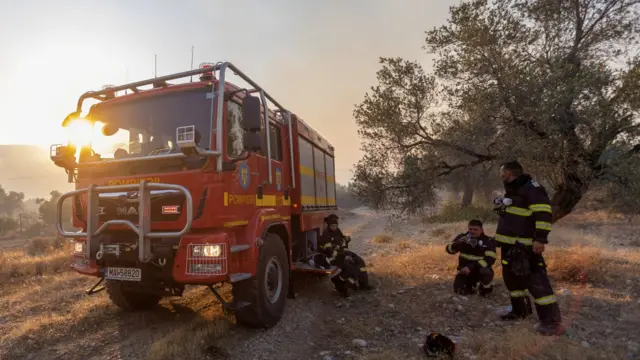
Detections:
56,181,193,263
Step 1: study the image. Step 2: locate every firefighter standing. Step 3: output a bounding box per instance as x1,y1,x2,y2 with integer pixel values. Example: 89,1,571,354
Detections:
494,161,565,335
319,215,374,297
446,219,496,296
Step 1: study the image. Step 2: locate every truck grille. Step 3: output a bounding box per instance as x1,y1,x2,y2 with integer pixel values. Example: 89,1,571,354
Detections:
186,243,227,276
97,190,185,222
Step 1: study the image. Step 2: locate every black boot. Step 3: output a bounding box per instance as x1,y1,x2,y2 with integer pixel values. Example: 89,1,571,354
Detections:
536,322,566,336
479,284,493,297
500,297,532,320
342,287,351,298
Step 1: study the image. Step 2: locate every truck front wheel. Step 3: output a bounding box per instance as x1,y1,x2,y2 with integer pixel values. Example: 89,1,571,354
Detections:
106,280,162,311
232,233,290,328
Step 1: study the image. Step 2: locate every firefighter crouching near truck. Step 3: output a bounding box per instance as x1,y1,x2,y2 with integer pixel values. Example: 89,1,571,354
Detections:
319,215,375,297
494,161,566,336
446,219,497,296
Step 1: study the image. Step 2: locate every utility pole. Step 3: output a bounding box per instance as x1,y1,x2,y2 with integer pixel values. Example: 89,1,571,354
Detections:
190,45,194,82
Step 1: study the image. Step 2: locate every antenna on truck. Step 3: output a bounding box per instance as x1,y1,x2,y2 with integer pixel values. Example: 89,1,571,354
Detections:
190,45,195,82
154,54,157,78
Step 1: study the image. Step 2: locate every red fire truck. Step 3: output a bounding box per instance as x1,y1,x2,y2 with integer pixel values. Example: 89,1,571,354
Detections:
50,62,339,328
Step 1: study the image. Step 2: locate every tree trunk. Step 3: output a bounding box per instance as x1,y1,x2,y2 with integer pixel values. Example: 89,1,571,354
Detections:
460,178,474,207
550,184,586,223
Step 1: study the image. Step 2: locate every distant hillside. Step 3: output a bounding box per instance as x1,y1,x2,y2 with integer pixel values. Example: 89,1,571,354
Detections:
0,145,73,199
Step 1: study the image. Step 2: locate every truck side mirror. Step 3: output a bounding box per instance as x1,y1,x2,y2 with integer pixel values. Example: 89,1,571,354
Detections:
242,95,262,132
243,132,262,153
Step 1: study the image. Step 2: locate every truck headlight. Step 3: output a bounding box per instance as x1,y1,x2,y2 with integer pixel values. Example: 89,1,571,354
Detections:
74,241,84,254
192,244,222,257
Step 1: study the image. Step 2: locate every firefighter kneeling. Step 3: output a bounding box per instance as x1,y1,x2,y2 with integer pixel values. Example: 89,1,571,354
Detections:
319,214,375,297
446,219,496,296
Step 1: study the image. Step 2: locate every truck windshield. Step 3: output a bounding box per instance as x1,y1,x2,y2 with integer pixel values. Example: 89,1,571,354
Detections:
87,87,213,160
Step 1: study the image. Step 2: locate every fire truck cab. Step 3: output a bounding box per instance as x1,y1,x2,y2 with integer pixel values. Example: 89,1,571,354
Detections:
50,62,340,328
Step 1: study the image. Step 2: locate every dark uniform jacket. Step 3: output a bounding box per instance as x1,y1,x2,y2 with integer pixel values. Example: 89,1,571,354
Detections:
318,228,349,262
495,174,553,247
445,233,497,271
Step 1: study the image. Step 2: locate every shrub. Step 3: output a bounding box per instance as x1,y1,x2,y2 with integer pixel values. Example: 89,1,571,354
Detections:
424,202,498,224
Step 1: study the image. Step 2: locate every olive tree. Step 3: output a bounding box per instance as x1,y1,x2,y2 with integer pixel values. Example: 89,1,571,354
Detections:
352,0,640,221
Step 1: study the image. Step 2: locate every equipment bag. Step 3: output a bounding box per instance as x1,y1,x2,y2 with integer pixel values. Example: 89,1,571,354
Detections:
422,332,456,357
506,242,531,278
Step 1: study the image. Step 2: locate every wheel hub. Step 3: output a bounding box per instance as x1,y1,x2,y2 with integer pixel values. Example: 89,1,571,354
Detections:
264,256,283,304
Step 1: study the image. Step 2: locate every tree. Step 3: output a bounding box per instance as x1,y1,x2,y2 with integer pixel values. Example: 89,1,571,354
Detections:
37,191,69,226
0,185,25,217
335,183,364,210
0,217,17,237
353,0,640,221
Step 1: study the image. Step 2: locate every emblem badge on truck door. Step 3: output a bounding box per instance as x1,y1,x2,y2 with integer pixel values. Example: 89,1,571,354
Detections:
276,168,282,191
238,162,250,190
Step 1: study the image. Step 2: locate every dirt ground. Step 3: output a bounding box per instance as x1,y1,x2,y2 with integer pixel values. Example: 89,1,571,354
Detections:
1,210,639,360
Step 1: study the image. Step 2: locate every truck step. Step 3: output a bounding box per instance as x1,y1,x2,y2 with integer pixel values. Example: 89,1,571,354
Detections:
231,245,251,253
293,262,338,275
230,273,252,283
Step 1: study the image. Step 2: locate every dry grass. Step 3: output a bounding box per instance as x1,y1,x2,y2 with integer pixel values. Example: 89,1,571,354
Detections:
147,317,232,360
0,238,73,286
2,212,639,360
372,233,394,244
352,223,640,360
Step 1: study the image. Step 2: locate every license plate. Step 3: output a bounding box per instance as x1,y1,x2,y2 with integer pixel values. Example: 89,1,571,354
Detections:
104,267,142,281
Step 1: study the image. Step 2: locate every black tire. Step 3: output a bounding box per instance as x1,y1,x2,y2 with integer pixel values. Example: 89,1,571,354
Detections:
232,233,290,328
106,280,162,311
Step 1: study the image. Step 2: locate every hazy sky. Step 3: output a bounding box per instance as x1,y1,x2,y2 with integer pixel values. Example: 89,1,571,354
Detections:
0,0,457,185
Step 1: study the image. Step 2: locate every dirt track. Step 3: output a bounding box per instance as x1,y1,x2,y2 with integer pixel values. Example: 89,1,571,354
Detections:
0,210,390,360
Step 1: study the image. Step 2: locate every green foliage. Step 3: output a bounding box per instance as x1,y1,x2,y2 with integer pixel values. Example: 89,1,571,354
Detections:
424,202,498,224
0,185,24,217
36,191,71,226
0,217,17,236
352,0,640,220
335,183,364,210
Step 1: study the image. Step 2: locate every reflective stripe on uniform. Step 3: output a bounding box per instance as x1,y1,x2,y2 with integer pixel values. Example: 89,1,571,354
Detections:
502,260,509,265
510,290,528,298
505,206,532,217
534,295,557,305
347,278,356,284
360,267,367,272
535,221,552,231
484,251,497,258
495,234,533,246
446,244,454,253
529,204,552,213
460,253,484,261
322,243,333,249
478,259,488,267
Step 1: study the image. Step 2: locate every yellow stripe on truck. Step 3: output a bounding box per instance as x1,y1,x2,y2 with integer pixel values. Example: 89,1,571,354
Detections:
300,165,314,177
301,195,316,205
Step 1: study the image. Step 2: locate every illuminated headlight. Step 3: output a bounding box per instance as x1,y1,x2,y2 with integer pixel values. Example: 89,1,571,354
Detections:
74,241,84,254
192,244,222,257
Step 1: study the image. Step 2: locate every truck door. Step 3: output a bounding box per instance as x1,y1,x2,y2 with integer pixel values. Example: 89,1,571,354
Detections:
265,120,289,206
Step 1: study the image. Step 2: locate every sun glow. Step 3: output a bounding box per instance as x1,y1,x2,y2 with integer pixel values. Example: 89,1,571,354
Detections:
64,118,95,147
63,119,129,158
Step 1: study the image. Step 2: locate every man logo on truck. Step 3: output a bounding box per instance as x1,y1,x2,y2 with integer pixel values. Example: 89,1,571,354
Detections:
116,206,138,216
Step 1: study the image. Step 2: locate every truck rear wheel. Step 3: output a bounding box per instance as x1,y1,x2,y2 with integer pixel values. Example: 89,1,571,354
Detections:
106,280,162,311
232,233,290,328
